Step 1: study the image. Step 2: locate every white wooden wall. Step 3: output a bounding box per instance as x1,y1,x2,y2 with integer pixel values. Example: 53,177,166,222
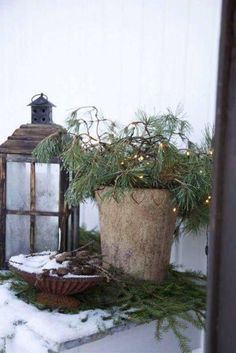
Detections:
0,0,222,271
0,0,221,140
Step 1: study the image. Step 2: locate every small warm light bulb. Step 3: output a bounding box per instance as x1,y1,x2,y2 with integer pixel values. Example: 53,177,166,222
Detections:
139,175,144,179
146,162,150,165
159,143,163,148
205,199,209,204
121,161,125,165
186,151,190,156
138,156,144,161
173,207,177,213
208,150,213,156
134,155,138,159
208,195,212,200
200,170,203,174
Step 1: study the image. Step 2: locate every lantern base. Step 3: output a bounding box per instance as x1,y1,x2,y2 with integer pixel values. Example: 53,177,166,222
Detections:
36,293,80,310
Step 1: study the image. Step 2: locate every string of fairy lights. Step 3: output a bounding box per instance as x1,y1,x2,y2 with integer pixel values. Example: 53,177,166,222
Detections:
118,144,214,214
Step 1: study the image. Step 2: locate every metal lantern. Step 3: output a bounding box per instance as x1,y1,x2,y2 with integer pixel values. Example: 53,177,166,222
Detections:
0,94,79,268
28,93,55,124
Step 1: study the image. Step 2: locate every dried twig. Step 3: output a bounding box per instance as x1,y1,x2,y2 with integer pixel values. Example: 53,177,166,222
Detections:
71,240,95,254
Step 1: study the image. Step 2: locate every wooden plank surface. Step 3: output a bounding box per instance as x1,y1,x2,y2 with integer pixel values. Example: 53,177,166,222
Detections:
0,156,6,267
0,124,63,155
30,163,36,253
6,210,60,216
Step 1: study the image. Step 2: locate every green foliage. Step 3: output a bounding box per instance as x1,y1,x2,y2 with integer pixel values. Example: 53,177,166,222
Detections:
79,225,101,253
78,266,206,353
32,128,68,162
9,267,206,353
0,271,15,283
33,107,213,234
9,276,46,310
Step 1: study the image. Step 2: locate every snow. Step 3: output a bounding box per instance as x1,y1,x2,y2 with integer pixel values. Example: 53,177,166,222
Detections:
9,252,100,279
9,252,56,274
6,326,50,353
0,275,124,353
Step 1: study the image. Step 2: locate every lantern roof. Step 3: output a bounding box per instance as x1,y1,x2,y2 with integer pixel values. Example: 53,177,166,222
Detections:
0,124,62,155
27,93,56,107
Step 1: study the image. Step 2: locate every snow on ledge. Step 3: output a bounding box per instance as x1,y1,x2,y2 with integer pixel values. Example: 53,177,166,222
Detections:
0,276,125,353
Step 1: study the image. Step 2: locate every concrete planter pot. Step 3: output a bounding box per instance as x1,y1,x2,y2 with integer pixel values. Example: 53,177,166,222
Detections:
96,188,176,282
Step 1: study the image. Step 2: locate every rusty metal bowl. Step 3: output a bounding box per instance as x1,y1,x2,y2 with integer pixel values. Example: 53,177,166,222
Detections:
9,264,102,295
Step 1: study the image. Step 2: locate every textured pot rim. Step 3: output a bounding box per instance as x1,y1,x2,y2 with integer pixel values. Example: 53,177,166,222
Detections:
95,187,169,192
95,187,171,199
95,187,173,208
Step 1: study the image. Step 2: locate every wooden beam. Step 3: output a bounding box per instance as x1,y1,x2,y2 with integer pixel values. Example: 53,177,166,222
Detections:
59,168,69,252
30,162,36,253
206,1,236,352
6,154,60,164
0,156,6,268
6,210,60,216
71,206,80,250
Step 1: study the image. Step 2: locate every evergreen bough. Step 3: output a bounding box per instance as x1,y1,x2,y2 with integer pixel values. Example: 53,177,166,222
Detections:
4,228,206,353
6,266,206,353
34,107,213,234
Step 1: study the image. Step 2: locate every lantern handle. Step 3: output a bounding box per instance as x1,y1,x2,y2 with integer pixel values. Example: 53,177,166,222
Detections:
31,93,48,102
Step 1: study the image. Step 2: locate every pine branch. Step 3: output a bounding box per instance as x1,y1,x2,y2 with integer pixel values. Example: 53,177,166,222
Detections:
33,108,213,234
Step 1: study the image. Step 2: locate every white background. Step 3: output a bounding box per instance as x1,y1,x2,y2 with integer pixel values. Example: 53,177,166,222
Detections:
0,0,222,231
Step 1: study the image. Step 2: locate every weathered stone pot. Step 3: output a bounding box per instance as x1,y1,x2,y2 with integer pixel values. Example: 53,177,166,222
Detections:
96,188,176,282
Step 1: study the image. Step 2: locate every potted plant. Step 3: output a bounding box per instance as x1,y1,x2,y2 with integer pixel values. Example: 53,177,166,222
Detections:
34,107,213,282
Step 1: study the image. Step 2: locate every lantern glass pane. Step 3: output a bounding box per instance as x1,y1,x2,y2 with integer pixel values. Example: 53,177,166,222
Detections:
35,164,60,212
6,215,30,260
34,216,59,252
6,162,31,210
